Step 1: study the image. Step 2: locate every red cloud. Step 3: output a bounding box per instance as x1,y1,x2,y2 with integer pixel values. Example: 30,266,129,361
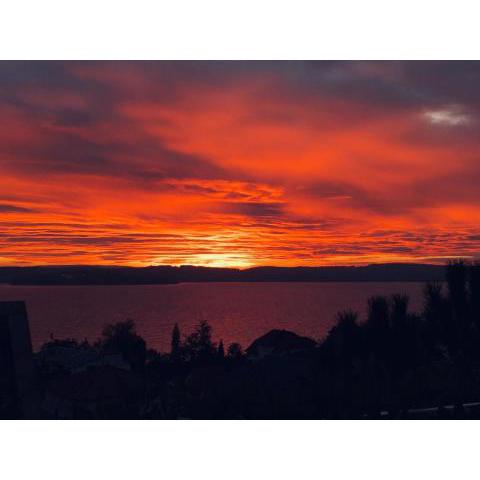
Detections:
1,61,480,267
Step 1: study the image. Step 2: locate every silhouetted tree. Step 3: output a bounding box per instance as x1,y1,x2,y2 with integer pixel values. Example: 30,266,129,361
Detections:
365,296,390,360
447,261,468,317
227,342,243,359
171,323,181,360
367,296,389,331
470,263,480,326
446,261,469,343
183,321,217,362
217,340,225,360
389,294,418,376
391,294,409,328
98,319,146,371
325,310,360,364
424,282,444,331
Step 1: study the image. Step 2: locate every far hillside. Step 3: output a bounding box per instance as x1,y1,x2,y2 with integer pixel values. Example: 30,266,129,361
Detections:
0,263,446,285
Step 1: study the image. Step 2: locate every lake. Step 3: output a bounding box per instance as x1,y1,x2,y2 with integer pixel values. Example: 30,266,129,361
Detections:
0,282,428,352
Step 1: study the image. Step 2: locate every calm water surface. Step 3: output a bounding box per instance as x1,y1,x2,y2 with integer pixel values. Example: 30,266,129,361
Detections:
0,282,427,352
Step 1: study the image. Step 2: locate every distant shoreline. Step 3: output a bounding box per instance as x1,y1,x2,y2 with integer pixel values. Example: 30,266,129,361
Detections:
0,280,437,286
0,263,446,286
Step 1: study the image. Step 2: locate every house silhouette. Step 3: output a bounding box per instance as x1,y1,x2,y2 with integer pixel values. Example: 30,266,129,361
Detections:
0,301,39,419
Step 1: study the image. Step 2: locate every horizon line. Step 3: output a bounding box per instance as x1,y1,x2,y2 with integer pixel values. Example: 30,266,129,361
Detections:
0,261,457,270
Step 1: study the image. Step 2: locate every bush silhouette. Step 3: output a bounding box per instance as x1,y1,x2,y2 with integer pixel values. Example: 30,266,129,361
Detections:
98,319,146,371
170,323,181,360
183,320,217,363
227,342,244,360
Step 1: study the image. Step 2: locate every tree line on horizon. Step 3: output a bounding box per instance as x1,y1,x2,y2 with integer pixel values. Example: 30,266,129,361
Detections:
0,262,447,285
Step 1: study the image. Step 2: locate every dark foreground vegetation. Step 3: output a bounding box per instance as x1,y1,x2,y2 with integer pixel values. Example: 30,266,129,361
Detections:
3,261,480,419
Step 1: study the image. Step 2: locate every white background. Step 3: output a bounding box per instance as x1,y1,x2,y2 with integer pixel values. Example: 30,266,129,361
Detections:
0,0,479,59
1,1,479,479
1,421,479,479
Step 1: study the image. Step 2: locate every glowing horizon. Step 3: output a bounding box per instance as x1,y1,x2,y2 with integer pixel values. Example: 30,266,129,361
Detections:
1,61,480,268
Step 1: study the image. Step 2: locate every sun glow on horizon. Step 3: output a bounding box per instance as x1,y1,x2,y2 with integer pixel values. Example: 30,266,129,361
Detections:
153,253,255,269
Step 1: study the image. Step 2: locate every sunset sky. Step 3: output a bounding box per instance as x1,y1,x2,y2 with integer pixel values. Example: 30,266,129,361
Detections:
1,61,480,267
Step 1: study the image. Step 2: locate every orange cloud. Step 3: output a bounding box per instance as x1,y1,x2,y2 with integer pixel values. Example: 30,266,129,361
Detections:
1,61,480,267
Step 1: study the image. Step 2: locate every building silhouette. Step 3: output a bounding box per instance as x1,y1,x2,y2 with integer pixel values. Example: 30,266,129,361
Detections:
0,301,38,418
